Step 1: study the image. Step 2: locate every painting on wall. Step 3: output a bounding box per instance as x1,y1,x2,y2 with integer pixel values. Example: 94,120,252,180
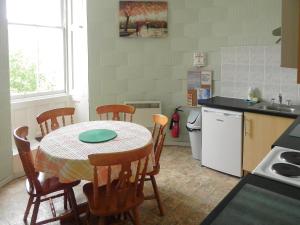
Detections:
119,1,168,38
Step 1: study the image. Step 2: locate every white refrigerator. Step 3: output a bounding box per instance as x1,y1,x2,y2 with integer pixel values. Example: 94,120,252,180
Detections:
201,107,243,177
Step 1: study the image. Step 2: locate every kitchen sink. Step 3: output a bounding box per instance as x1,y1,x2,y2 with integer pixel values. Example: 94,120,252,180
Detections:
254,104,296,113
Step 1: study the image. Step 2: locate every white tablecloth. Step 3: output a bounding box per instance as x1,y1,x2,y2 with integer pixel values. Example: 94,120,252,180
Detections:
35,121,153,184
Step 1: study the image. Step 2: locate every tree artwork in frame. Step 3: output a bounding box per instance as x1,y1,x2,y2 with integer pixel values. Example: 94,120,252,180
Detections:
119,1,168,38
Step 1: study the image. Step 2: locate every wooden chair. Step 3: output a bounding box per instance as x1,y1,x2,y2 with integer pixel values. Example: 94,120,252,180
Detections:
83,143,153,225
36,107,75,137
36,107,76,210
13,126,81,225
144,114,168,216
152,114,168,153
96,104,135,122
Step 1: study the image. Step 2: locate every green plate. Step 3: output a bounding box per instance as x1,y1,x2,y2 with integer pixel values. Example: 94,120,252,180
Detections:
79,129,117,143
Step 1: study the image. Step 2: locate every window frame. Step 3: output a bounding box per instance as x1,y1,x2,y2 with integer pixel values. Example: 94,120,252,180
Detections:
7,0,70,100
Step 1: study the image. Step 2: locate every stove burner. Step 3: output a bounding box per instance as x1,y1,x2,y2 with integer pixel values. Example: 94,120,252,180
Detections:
272,163,300,177
280,151,300,165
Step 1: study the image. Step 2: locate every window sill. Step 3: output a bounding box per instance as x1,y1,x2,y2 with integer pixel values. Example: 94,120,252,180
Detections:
11,93,71,106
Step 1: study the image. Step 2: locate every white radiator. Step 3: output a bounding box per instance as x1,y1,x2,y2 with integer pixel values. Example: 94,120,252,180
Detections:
124,101,161,128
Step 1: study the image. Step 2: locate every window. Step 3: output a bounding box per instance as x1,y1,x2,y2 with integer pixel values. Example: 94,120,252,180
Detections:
7,0,67,98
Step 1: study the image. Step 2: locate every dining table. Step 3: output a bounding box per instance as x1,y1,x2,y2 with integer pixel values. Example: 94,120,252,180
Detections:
35,120,154,185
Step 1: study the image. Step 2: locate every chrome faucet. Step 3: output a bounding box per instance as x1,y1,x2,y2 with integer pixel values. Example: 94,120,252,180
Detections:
278,93,282,105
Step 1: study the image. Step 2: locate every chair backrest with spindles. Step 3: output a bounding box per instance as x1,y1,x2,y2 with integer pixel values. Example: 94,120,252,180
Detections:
96,104,135,122
153,132,166,167
151,114,168,153
36,107,75,137
88,143,152,209
13,126,43,193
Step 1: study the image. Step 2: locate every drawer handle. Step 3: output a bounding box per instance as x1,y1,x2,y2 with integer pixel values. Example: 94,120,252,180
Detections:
245,118,251,136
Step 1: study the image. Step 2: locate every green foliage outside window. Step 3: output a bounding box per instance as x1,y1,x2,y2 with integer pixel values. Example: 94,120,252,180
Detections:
10,52,37,93
9,52,54,94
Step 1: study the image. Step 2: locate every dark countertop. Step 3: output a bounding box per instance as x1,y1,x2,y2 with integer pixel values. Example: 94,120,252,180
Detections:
199,96,300,151
199,96,299,119
273,116,300,150
200,174,300,225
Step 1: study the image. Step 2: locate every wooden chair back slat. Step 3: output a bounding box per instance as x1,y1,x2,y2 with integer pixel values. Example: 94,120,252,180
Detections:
62,115,66,126
93,167,100,208
112,112,120,121
13,126,43,193
88,143,152,209
39,124,45,137
36,107,75,137
106,166,112,209
154,133,166,166
96,104,135,122
151,114,168,155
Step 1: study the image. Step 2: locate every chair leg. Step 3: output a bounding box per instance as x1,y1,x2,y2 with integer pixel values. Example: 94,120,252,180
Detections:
30,197,40,225
132,207,141,225
64,190,68,210
68,188,81,225
23,195,34,222
150,175,164,216
126,211,135,224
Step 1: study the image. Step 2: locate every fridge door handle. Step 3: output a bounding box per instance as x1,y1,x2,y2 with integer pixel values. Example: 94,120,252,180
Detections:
223,113,242,118
203,109,225,117
203,109,242,118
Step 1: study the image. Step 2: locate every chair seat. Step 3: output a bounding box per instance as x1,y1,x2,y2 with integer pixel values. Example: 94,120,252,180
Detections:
83,181,144,216
26,172,80,196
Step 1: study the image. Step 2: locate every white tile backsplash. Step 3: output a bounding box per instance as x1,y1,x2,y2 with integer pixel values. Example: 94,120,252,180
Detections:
249,64,265,82
221,47,237,64
250,46,265,65
265,45,281,66
236,46,250,65
221,45,300,104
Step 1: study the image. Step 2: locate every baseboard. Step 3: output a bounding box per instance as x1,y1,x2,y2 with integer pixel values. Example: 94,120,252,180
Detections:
0,175,13,188
165,140,190,147
13,171,25,179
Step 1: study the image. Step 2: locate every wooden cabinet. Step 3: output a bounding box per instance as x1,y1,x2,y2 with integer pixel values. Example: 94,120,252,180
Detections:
298,3,300,83
243,112,294,172
281,0,300,83
281,0,299,68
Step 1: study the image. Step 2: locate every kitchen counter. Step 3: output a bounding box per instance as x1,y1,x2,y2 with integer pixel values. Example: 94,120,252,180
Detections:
273,116,300,150
199,97,300,225
200,96,300,151
199,96,299,119
200,174,300,225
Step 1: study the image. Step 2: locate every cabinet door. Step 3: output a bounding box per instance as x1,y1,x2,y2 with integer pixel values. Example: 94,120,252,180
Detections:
281,0,299,68
243,112,294,172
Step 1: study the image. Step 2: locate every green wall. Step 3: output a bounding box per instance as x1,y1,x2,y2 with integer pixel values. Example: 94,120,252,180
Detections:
87,0,281,143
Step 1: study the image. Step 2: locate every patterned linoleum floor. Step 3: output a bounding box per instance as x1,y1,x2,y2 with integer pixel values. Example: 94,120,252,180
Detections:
0,146,239,225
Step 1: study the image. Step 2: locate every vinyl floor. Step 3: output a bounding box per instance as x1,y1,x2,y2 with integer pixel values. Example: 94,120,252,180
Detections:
0,146,239,225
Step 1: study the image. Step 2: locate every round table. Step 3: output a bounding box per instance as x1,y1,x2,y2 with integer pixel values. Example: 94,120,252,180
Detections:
35,121,153,184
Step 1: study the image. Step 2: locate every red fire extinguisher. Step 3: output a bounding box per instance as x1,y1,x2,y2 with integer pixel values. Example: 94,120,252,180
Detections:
169,106,183,138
